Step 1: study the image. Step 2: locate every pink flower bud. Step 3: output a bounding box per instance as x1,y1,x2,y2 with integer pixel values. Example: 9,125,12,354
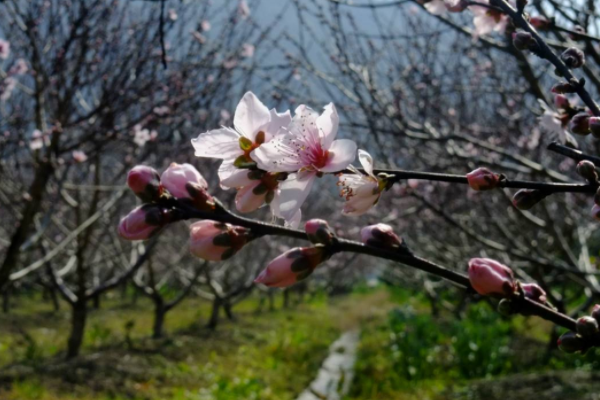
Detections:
305,219,335,245
569,112,591,135
468,258,515,297
161,163,208,199
127,165,161,202
557,331,585,353
591,304,600,323
522,283,547,304
576,160,598,182
189,220,251,261
512,189,547,210
591,204,600,221
512,31,535,51
254,247,327,288
551,82,577,94
554,94,570,110
118,205,169,240
235,181,269,213
576,316,599,337
466,168,501,191
561,47,585,69
360,223,404,251
529,16,550,30
589,117,600,138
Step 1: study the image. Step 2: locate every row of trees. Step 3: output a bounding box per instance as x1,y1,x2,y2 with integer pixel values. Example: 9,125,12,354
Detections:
2,0,600,360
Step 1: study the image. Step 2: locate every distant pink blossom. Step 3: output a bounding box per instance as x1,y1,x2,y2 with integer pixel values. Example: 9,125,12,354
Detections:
238,0,250,19
9,59,28,75
0,39,9,60
133,124,151,147
241,43,255,58
72,150,88,163
469,0,510,37
0,77,16,102
168,9,178,21
201,20,211,32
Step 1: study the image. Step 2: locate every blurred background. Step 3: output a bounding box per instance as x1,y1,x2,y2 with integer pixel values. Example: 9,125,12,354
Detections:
1,0,600,399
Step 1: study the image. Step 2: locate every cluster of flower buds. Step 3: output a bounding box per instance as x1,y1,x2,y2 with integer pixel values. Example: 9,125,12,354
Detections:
466,168,501,191
360,223,410,254
512,189,549,211
119,163,215,241
189,220,254,261
557,305,600,353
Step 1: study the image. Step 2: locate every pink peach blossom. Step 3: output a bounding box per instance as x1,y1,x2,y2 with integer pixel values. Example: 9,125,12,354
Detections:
160,163,207,200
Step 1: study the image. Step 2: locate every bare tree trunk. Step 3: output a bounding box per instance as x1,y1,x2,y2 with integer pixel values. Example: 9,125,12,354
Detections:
268,292,275,311
66,300,87,359
2,285,10,314
153,300,166,339
92,293,101,310
207,298,221,330
49,285,60,312
223,302,235,321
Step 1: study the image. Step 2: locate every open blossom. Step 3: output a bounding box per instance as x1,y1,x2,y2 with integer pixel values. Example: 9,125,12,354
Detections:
469,0,510,37
468,257,516,296
133,124,154,147
189,220,251,261
192,92,291,190
241,43,255,58
0,39,9,60
252,103,357,220
538,100,577,147
238,0,250,19
254,247,327,288
337,150,384,216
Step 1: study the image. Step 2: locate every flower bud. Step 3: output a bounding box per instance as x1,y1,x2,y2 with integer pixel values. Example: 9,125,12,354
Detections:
360,223,404,251
551,82,578,94
512,31,536,51
576,160,598,182
189,220,251,261
127,165,161,202
161,163,208,199
305,219,335,245
591,204,600,221
576,316,599,337
554,94,570,110
561,47,585,69
446,0,467,12
468,258,516,297
466,168,501,191
522,283,547,304
512,189,548,210
591,304,600,323
235,181,269,213
497,299,516,316
557,331,585,353
569,112,591,135
529,16,551,30
118,205,169,240
589,117,600,138
254,246,328,288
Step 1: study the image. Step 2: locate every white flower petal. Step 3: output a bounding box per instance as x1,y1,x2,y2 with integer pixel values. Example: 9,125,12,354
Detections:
316,103,339,149
218,159,253,189
192,127,241,159
233,91,271,140
251,133,304,172
319,139,357,173
425,0,447,15
357,149,375,178
275,172,316,221
285,209,302,228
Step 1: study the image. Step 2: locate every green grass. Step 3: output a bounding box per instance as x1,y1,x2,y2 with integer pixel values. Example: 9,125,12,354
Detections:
345,288,600,400
0,289,392,400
